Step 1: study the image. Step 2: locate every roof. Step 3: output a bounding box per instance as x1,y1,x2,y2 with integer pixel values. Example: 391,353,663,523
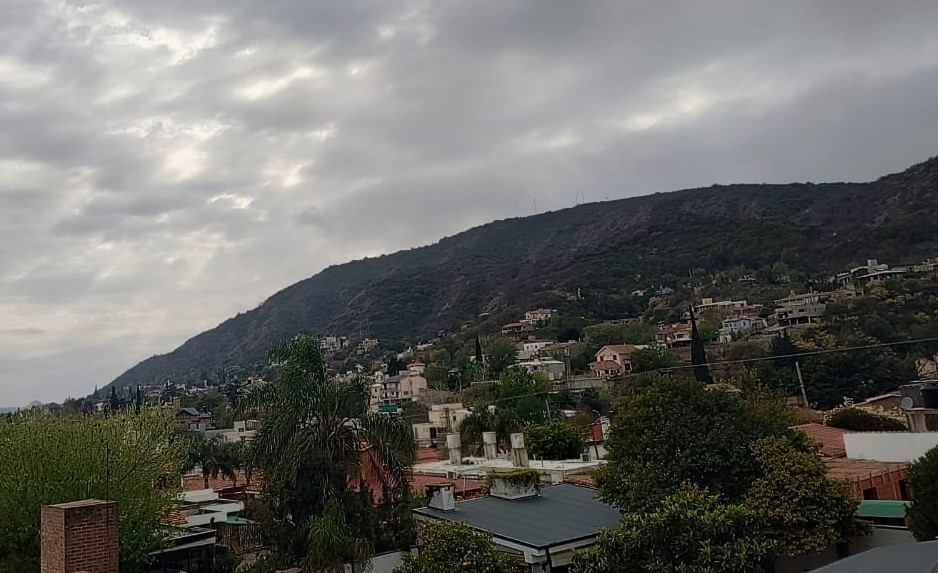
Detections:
792,423,847,458
597,344,637,356
413,483,620,550
410,473,484,496
857,500,910,520
562,474,596,488
811,540,938,573
182,470,258,493
825,458,908,482
177,407,200,417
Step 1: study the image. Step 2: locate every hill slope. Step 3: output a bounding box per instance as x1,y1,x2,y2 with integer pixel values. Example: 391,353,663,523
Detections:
109,156,938,389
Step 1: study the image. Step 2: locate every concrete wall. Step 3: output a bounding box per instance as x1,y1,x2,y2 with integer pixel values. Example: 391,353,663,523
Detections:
844,432,938,462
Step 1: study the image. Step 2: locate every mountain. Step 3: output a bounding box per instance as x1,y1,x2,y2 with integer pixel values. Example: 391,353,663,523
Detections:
108,156,938,389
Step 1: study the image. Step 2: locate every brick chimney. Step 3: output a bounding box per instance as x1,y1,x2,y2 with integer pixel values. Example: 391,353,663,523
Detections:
41,499,119,573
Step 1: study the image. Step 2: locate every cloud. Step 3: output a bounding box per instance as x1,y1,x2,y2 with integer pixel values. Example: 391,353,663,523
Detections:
1,0,938,404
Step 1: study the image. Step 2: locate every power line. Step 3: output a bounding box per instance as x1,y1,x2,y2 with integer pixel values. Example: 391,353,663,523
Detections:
657,335,938,372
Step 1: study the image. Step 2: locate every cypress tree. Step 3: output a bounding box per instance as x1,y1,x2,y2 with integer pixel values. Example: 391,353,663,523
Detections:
689,306,712,383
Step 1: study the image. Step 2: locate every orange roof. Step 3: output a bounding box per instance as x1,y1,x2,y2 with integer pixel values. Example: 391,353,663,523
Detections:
826,458,908,483
792,423,847,458
563,474,596,488
410,473,484,495
600,344,638,355
417,447,440,463
182,470,259,492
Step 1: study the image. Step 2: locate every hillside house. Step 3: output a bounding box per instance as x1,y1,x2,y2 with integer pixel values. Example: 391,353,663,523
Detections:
520,308,556,326
588,344,637,377
501,322,535,336
516,339,555,360
718,316,767,343
176,408,214,432
369,369,428,410
774,292,827,327
657,323,692,347
693,298,749,317
519,359,566,381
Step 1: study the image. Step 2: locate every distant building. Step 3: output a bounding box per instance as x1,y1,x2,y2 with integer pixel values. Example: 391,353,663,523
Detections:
176,408,214,432
519,359,566,381
501,322,535,336
516,339,555,360
369,368,428,410
718,315,767,343
520,308,556,326
693,298,749,317
356,338,379,355
774,291,827,327
657,323,692,347
319,335,348,355
588,344,638,378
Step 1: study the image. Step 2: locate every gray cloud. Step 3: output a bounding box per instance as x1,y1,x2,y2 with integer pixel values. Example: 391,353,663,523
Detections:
2,0,938,405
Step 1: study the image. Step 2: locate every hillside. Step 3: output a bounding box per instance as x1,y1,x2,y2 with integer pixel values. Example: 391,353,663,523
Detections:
108,156,938,389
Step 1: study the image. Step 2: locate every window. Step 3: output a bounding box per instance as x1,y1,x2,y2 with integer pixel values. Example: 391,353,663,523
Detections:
863,487,878,500
899,479,910,500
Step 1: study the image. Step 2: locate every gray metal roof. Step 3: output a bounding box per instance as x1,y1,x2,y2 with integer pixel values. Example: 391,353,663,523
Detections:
812,540,938,573
413,483,621,549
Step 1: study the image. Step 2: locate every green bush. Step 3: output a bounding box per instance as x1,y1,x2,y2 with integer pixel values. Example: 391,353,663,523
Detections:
825,407,906,432
524,419,585,460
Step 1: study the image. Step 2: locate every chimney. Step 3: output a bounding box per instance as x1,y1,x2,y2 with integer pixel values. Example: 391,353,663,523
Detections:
446,433,462,465
482,431,497,460
488,469,540,500
510,433,529,468
425,483,456,511
41,499,118,573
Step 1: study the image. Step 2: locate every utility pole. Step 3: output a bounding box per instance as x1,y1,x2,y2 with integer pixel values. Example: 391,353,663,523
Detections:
796,361,809,407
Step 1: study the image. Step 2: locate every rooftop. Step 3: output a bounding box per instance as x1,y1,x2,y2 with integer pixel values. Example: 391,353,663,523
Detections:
811,540,938,573
412,456,604,479
825,458,908,482
792,423,847,458
413,482,620,550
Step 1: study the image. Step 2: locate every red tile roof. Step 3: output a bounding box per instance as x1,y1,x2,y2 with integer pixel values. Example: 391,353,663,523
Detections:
792,423,847,458
410,473,484,496
562,474,596,488
826,458,908,483
589,360,621,371
182,470,259,493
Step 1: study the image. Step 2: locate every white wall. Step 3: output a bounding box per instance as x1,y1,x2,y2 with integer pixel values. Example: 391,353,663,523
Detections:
843,431,938,462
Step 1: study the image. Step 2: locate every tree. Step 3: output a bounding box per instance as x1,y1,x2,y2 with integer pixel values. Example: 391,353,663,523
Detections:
186,435,239,489
825,406,906,431
629,341,678,373
574,486,772,573
689,306,712,383
524,419,585,460
596,376,793,512
907,445,938,541
486,337,518,378
243,334,417,567
742,437,868,556
394,521,525,573
0,409,185,572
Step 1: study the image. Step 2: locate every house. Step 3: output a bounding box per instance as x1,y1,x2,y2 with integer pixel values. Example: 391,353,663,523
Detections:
718,315,767,343
693,298,749,317
774,291,827,327
501,322,535,336
319,335,348,355
656,323,692,347
792,424,909,500
413,481,621,570
519,359,566,381
356,338,379,355
521,308,556,326
413,403,472,445
588,344,637,377
516,339,555,361
369,370,429,410
176,408,214,432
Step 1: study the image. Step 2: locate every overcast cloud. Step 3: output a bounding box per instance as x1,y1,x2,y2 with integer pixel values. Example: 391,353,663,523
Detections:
2,0,938,405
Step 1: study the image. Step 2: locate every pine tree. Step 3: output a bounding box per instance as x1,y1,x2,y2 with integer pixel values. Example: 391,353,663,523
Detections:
689,306,712,383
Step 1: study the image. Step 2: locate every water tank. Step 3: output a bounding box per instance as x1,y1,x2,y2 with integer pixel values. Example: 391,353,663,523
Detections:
922,382,938,409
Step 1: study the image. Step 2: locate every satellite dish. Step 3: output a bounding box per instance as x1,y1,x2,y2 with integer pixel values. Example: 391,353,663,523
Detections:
900,397,914,411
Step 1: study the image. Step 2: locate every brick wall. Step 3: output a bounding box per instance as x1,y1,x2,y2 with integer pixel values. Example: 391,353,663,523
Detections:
41,499,119,573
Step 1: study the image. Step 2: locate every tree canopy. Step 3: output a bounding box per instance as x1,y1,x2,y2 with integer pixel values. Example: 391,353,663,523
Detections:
0,409,184,573
907,445,938,541
394,521,526,573
574,486,772,573
524,419,585,460
595,375,793,512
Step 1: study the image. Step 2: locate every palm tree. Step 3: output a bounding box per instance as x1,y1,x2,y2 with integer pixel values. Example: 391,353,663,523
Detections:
242,334,416,570
186,435,238,490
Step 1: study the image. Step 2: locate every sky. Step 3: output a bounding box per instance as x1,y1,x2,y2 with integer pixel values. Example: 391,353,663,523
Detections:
2,1,938,405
